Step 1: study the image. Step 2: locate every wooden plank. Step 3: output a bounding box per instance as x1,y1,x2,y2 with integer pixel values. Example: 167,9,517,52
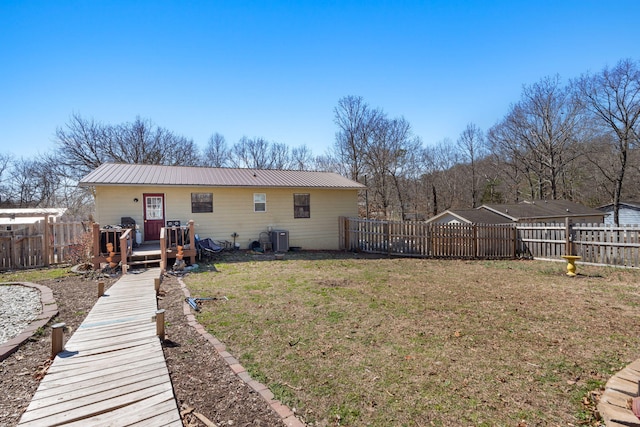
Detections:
19,382,173,426
22,370,170,415
62,389,180,427
46,342,159,372
33,362,168,400
606,375,639,396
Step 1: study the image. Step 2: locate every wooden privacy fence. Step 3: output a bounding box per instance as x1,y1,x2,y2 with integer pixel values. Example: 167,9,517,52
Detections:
574,223,640,267
339,217,516,259
0,218,88,270
339,217,640,267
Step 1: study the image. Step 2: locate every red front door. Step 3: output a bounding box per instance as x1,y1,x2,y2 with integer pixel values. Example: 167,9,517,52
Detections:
143,193,165,241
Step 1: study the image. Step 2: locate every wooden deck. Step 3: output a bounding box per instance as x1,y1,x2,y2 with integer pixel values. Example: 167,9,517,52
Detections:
18,268,181,427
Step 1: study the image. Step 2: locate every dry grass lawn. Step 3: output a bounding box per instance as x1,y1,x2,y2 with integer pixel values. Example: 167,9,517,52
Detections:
185,252,640,426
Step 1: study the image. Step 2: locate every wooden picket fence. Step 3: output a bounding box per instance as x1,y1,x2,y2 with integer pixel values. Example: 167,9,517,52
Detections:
0,218,89,270
340,217,640,267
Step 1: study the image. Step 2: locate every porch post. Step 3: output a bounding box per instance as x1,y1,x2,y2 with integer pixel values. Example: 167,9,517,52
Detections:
92,223,101,270
188,220,195,264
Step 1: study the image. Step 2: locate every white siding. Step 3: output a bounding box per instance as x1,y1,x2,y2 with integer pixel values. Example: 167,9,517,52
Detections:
603,206,640,225
94,186,359,250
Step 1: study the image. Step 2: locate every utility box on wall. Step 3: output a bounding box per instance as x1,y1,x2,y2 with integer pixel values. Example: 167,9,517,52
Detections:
271,230,289,252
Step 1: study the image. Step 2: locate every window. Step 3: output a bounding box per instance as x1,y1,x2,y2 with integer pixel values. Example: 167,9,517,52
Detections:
254,193,266,212
145,196,164,220
294,193,310,218
191,193,213,213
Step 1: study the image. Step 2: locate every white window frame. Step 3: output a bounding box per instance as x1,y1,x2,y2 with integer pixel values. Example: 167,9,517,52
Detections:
254,193,266,212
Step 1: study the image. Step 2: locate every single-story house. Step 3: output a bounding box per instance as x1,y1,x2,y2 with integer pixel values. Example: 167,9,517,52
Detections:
79,163,365,250
426,200,604,225
598,201,640,225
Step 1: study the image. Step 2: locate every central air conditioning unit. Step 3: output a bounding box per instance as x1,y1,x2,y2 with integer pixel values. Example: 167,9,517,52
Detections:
271,230,289,252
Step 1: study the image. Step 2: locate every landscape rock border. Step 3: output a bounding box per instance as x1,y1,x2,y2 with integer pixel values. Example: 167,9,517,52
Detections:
176,276,306,427
0,282,58,362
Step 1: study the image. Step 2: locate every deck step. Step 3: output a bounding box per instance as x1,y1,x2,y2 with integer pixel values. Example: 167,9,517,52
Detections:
128,259,161,266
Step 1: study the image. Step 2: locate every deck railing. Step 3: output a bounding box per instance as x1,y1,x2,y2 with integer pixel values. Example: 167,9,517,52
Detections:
92,220,195,271
160,220,196,273
118,229,133,272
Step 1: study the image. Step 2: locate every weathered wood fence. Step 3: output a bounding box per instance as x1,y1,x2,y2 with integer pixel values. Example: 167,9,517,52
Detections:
340,217,640,267
340,217,516,259
0,218,88,270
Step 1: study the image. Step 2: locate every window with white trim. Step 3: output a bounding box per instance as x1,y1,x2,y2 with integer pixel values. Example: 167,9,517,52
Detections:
254,193,266,212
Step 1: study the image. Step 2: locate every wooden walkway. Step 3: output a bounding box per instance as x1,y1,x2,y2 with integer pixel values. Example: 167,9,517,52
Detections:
18,268,181,426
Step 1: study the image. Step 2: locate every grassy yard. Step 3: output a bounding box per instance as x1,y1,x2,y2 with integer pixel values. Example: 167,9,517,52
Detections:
184,252,640,426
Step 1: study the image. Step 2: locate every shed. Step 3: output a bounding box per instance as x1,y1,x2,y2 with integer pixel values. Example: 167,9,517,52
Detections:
79,163,365,250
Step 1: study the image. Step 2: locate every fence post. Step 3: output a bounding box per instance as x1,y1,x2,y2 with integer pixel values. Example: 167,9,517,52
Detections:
51,322,65,359
43,215,50,267
155,277,161,295
473,224,478,258
386,220,391,256
565,217,572,255
155,309,165,340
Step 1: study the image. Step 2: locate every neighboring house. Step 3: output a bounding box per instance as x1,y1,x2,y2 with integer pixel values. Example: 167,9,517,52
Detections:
598,201,640,225
425,208,508,225
79,163,365,250
426,200,604,225
481,200,604,224
0,208,67,230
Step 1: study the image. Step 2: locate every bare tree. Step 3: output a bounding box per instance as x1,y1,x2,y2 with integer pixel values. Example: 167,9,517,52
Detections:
333,95,383,181
0,153,13,206
5,156,64,207
269,142,291,169
55,113,111,179
231,137,272,169
456,123,487,207
576,58,640,224
291,145,315,170
55,114,201,180
363,116,421,219
110,117,200,166
203,133,230,167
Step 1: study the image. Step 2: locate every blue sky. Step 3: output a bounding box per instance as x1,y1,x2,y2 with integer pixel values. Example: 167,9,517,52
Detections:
1,0,639,160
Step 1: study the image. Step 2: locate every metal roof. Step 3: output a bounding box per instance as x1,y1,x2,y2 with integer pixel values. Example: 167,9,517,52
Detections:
79,163,366,189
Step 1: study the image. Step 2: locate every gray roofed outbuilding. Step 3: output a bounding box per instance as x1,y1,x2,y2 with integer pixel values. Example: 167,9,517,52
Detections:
449,209,512,224
481,200,603,221
79,163,366,189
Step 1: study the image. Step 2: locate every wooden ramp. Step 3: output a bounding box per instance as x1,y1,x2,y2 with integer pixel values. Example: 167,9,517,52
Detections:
18,268,181,427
